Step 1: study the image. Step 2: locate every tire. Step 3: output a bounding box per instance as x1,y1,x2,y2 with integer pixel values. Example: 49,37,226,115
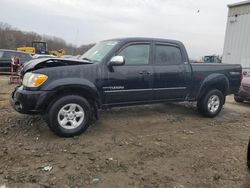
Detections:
46,95,91,137
234,95,244,103
197,89,224,118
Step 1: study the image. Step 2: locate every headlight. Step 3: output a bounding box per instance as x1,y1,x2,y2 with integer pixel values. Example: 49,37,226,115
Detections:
23,72,48,87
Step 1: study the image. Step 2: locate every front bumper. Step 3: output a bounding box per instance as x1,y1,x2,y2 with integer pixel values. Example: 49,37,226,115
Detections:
10,86,55,114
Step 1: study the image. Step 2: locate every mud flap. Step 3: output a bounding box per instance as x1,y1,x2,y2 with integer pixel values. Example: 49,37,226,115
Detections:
93,102,100,120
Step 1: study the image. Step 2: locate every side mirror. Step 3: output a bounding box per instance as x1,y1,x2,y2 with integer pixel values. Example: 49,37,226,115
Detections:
109,56,125,66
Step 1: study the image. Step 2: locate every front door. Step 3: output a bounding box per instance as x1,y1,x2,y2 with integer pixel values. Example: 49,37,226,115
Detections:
104,42,153,104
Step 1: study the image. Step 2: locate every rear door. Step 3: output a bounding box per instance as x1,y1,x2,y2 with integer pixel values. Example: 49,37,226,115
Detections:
152,42,190,100
104,42,153,104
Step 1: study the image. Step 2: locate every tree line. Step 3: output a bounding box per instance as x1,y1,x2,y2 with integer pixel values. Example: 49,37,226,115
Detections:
0,22,94,55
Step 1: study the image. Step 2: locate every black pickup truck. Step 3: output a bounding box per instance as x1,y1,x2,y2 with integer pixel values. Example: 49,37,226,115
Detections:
10,38,242,137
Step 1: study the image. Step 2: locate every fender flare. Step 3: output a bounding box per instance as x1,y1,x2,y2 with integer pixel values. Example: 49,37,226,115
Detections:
197,73,229,99
43,78,100,105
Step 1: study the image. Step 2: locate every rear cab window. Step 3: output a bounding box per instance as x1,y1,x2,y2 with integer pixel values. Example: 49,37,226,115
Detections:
155,44,182,65
2,51,15,59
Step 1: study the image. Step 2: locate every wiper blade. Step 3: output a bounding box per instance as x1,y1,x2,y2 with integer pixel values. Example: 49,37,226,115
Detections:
82,57,91,62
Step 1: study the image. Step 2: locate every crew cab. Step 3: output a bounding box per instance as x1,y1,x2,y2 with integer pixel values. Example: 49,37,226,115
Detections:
10,38,242,137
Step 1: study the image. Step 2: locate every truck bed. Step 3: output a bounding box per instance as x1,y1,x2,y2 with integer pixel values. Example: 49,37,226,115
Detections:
190,63,242,99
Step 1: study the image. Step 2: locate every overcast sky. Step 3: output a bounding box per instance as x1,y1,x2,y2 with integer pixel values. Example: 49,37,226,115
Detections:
0,0,240,58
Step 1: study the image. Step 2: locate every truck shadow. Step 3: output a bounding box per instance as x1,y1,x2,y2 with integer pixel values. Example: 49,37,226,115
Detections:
101,102,199,119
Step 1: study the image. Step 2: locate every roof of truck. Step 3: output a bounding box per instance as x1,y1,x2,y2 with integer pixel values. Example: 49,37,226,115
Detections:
105,37,183,45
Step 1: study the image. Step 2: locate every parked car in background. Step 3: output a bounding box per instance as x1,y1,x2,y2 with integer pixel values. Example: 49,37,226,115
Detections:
32,54,56,59
234,75,250,103
0,49,32,72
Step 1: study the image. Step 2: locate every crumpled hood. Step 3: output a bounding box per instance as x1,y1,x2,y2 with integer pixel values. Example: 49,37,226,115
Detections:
21,57,92,76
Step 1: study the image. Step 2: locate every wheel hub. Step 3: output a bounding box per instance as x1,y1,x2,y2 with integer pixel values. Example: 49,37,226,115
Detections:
208,95,220,113
67,112,75,120
57,103,85,130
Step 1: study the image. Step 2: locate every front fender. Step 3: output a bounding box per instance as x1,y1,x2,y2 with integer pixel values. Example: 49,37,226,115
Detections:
197,73,229,99
42,78,99,100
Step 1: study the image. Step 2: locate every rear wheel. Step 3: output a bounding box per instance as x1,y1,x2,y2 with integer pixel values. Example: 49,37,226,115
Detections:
46,95,91,137
197,89,224,117
234,95,244,103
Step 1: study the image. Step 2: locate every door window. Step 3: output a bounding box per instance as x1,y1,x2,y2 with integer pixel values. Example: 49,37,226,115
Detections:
19,52,32,60
2,51,16,59
155,45,182,65
118,44,150,65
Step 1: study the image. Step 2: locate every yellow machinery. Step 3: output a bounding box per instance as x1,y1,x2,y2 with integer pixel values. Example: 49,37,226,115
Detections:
17,41,65,57
17,47,36,55
49,49,66,57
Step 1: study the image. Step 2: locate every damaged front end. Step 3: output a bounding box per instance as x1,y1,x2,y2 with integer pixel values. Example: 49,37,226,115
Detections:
20,57,92,76
11,57,94,114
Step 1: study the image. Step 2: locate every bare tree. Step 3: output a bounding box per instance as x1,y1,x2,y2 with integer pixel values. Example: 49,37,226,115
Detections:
0,22,93,55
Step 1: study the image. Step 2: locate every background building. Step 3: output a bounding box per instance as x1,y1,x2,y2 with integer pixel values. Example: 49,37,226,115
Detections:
223,1,250,71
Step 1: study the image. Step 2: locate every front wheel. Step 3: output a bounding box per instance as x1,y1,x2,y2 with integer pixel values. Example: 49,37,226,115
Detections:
46,95,91,137
197,89,224,118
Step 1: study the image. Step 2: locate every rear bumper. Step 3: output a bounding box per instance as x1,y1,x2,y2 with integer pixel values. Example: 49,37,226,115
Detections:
10,86,55,114
238,85,250,101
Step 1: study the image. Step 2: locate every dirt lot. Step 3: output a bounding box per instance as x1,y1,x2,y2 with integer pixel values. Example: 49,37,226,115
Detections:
0,76,250,188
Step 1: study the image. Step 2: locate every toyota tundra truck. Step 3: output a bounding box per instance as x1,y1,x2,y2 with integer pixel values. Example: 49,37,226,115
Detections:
10,38,242,137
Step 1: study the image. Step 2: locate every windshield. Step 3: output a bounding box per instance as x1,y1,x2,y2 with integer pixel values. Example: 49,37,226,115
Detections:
80,40,119,62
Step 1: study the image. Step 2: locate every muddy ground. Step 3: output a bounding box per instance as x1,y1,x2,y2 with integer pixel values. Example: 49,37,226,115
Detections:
0,76,250,188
